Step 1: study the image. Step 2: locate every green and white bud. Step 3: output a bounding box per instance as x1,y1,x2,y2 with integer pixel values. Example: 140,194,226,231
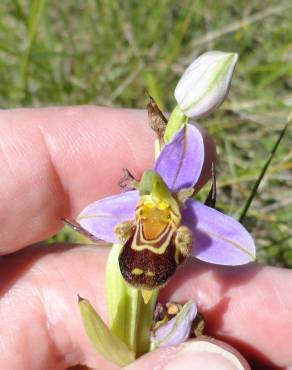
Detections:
174,51,238,118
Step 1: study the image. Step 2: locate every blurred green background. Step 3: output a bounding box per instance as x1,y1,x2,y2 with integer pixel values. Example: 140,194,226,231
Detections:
1,0,291,266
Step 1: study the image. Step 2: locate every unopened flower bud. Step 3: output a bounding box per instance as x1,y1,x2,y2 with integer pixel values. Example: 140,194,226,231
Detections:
174,51,238,118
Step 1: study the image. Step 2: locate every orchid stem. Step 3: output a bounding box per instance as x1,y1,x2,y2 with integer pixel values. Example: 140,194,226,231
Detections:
164,105,188,143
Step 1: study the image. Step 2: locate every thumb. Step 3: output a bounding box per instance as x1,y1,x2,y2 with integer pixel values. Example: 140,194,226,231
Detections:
124,339,251,370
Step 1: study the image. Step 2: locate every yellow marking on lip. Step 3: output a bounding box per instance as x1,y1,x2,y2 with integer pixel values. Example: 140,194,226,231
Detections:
145,271,155,277
133,195,181,253
143,201,155,209
143,199,169,211
132,268,144,275
131,222,174,254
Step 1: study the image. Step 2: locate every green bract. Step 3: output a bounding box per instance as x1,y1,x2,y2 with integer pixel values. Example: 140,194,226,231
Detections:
79,297,135,366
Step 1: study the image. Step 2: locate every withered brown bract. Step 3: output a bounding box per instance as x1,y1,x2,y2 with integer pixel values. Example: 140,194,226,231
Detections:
147,95,167,139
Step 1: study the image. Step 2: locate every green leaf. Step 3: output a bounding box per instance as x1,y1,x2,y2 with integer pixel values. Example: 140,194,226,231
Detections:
79,296,135,367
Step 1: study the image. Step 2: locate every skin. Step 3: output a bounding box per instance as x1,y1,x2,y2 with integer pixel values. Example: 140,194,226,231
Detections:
0,106,291,370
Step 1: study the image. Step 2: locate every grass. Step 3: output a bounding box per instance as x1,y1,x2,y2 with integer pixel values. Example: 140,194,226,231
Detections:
1,0,291,266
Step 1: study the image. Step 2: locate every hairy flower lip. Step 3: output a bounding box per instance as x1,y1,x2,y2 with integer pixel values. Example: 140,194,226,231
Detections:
77,124,256,266
174,51,238,119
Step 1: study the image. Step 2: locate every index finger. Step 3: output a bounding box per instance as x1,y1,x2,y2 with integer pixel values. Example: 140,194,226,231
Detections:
0,106,154,254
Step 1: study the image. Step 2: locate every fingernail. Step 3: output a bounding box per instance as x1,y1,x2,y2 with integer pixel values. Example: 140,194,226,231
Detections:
162,339,250,370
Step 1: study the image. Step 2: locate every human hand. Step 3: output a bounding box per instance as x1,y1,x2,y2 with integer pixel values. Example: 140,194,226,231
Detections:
0,106,291,370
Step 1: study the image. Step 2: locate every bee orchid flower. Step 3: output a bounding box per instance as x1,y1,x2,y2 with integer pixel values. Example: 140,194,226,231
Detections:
77,123,256,294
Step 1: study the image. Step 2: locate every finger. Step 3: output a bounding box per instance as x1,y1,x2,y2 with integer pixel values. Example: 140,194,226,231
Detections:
0,244,113,370
1,245,291,369
0,107,214,254
0,106,154,254
160,259,292,369
124,339,250,370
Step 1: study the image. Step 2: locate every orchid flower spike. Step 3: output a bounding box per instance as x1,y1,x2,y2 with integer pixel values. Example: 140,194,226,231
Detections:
77,123,256,293
174,51,238,119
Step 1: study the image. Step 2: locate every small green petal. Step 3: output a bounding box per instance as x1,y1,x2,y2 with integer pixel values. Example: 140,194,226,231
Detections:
78,296,135,367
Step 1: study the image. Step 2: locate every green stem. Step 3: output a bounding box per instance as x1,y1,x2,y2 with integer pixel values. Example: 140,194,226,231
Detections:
164,105,188,143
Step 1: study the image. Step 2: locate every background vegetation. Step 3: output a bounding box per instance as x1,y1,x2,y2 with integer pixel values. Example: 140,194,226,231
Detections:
1,0,291,266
